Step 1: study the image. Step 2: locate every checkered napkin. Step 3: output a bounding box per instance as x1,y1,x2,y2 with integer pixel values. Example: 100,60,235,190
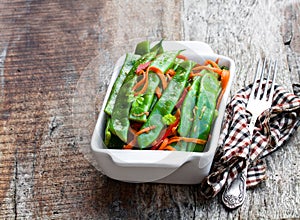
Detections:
200,83,300,198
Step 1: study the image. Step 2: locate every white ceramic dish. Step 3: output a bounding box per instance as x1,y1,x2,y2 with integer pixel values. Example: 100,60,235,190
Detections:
91,41,235,184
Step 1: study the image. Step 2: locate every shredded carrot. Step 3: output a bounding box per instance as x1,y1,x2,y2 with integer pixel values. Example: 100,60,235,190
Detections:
151,109,181,150
192,66,223,75
123,142,135,149
151,128,167,150
164,146,176,151
148,66,168,89
158,138,169,150
167,136,207,145
171,126,178,134
136,125,156,136
134,65,168,96
125,125,155,149
155,86,162,98
148,66,163,75
204,59,220,69
175,108,181,118
155,72,168,89
132,74,146,91
217,69,230,108
189,72,203,78
166,74,172,81
158,140,176,151
176,54,188,61
123,136,136,149
136,69,145,76
215,58,220,64
134,67,149,96
166,69,176,77
123,127,138,149
221,69,230,90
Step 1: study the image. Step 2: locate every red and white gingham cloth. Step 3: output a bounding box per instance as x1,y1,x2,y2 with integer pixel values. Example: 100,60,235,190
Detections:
200,83,300,198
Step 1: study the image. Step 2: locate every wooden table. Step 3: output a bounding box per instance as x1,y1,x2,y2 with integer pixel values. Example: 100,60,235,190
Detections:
1,0,299,219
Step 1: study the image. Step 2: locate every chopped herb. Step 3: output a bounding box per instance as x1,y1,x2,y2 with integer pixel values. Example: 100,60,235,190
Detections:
162,114,176,125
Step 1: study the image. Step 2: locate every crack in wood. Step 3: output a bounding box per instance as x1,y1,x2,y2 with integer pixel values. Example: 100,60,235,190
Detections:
13,149,18,220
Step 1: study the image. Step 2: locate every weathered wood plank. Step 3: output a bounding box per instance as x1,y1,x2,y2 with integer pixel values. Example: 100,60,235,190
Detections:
0,0,105,218
0,0,299,219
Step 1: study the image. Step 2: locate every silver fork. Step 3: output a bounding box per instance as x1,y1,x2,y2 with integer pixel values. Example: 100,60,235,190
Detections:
222,59,278,209
246,59,278,136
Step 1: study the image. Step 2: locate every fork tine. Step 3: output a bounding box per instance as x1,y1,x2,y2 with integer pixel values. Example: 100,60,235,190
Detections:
262,59,272,100
256,59,267,99
268,61,277,102
249,60,262,100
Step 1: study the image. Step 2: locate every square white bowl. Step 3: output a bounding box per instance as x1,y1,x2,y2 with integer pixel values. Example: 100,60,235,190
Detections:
91,41,235,184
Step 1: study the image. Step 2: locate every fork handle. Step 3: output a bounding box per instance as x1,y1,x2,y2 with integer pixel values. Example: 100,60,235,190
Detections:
222,166,247,209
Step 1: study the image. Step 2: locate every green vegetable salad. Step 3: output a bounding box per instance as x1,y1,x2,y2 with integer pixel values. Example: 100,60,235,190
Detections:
103,40,230,152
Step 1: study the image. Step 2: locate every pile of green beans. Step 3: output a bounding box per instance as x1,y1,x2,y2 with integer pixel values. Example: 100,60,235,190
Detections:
103,40,223,152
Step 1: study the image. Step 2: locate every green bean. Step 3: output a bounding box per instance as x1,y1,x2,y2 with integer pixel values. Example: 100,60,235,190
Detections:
178,76,201,136
104,53,140,115
111,52,158,142
175,76,201,151
129,51,180,122
104,117,112,146
137,60,195,148
134,40,150,56
187,72,221,152
150,39,164,55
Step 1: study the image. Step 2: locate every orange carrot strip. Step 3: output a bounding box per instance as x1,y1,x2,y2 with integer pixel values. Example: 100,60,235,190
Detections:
166,69,176,77
164,145,176,151
134,67,149,96
123,139,135,149
192,66,223,75
158,138,169,150
132,74,146,91
167,136,207,145
171,126,178,134
151,128,167,149
204,59,220,69
134,64,166,96
155,72,168,90
167,137,180,145
176,54,188,61
148,66,168,89
123,127,139,149
217,69,230,108
175,108,181,118
148,66,163,75
123,145,134,150
155,86,162,99
221,69,230,90
166,74,172,82
136,125,156,136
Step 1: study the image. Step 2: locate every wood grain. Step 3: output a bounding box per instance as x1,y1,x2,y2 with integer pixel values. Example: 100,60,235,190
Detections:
0,0,299,219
